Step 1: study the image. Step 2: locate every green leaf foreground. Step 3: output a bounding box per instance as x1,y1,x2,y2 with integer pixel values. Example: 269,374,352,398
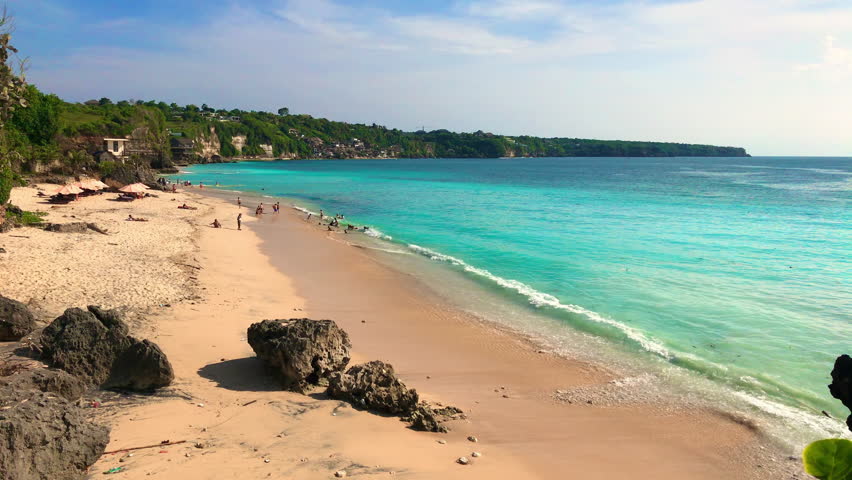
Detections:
803,439,852,480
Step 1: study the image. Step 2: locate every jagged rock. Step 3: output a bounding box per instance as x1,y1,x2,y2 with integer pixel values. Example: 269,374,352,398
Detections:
327,361,419,415
43,222,90,234
406,403,466,433
40,306,173,391
247,319,351,393
829,354,852,432
0,294,36,341
0,368,86,401
103,162,157,186
0,386,109,480
104,339,174,391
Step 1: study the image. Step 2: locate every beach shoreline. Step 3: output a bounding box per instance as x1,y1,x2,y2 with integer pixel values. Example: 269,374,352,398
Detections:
1,183,802,479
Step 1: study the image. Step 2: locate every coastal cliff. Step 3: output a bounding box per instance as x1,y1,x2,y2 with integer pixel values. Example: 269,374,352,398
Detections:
4,85,749,179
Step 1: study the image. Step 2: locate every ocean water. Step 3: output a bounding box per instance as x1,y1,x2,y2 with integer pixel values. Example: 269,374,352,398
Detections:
175,157,851,444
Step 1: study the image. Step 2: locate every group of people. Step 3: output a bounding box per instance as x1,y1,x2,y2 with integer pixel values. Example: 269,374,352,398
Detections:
254,202,281,216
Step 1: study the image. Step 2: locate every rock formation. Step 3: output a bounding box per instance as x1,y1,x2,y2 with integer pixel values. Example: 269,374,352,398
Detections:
40,306,173,391
327,361,419,415
0,368,86,401
328,360,465,432
104,339,174,391
0,294,36,341
829,354,852,432
0,385,109,480
406,403,466,433
247,319,351,393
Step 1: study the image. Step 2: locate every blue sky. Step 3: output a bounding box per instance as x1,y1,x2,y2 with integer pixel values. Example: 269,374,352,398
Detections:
8,0,852,155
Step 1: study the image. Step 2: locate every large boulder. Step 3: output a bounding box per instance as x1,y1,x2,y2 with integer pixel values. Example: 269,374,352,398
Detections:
247,319,351,393
0,295,36,341
829,354,852,432
327,361,419,415
104,339,174,391
40,306,173,391
0,386,109,480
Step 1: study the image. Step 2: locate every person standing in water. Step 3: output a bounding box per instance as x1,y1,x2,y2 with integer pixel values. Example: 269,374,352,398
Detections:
237,213,242,231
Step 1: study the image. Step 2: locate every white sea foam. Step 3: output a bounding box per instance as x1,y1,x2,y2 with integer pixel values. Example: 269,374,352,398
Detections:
291,205,318,216
364,228,393,241
731,390,850,440
407,244,672,359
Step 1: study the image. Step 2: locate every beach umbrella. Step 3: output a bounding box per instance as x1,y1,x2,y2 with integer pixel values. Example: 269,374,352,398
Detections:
77,178,107,191
55,184,83,195
119,183,150,193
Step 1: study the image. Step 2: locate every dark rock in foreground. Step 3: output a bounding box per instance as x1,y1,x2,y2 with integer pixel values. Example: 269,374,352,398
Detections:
0,368,86,401
327,361,419,415
406,403,466,433
0,295,36,341
247,318,351,393
829,354,852,432
40,306,173,391
0,386,109,480
328,360,465,432
105,339,174,391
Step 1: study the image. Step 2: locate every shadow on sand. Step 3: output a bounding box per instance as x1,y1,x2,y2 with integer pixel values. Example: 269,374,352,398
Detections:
197,357,280,392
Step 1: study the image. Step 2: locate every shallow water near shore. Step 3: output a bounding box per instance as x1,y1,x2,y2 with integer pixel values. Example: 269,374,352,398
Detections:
174,156,851,446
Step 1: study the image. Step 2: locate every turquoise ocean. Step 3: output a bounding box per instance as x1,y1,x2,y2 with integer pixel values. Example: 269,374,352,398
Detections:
175,157,851,446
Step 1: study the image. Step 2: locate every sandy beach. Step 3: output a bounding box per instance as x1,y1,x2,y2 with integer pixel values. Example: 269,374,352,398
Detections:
0,184,801,479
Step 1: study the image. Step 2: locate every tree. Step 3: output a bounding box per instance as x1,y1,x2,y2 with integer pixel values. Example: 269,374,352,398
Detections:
9,85,61,146
98,97,112,106
0,9,26,204
277,107,289,116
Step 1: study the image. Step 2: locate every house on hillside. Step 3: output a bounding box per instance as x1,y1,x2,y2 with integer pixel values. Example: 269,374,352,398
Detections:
170,137,196,163
103,138,129,159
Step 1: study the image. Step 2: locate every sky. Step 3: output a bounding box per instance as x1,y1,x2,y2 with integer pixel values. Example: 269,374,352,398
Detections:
7,0,852,156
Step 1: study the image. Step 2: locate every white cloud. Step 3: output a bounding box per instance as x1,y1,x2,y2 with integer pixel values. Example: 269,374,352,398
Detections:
796,35,852,77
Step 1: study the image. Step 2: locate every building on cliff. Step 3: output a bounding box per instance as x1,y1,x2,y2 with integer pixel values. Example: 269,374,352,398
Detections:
170,137,195,164
103,138,129,159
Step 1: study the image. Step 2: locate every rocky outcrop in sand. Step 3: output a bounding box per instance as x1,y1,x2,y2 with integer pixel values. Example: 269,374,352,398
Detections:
0,294,36,341
328,360,464,432
247,318,351,393
406,403,466,433
40,306,174,391
829,354,852,432
328,361,419,415
0,385,109,480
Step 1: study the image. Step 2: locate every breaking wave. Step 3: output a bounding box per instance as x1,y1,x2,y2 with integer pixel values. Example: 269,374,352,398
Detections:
406,244,672,359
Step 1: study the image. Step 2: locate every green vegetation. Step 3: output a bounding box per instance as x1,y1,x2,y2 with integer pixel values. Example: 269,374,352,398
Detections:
803,439,852,480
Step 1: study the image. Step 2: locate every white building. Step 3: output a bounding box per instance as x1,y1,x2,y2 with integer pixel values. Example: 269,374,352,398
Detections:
103,138,129,159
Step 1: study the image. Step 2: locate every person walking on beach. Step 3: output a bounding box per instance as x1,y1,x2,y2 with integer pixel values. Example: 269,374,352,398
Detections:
237,197,242,208
237,213,242,231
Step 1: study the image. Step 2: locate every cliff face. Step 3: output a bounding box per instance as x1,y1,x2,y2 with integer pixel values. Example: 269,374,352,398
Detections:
195,126,221,160
232,135,247,154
